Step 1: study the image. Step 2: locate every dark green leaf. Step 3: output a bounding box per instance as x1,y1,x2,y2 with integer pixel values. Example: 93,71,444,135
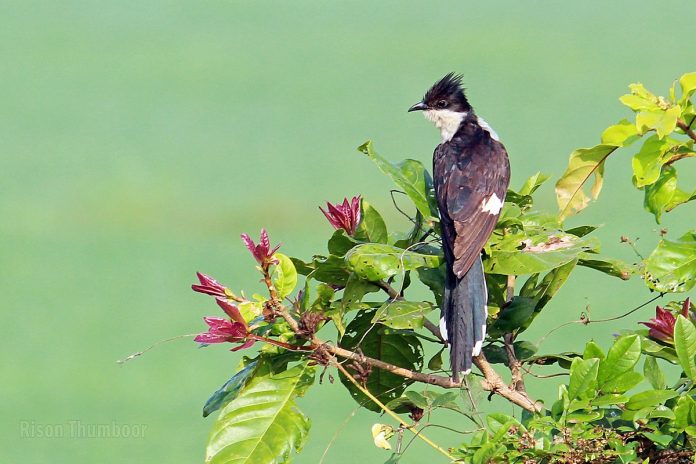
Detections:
205,361,315,464
358,141,437,219
346,243,441,281
371,300,434,330
416,265,445,307
203,360,260,418
644,230,696,293
577,253,636,280
404,391,429,409
327,229,360,256
427,348,444,371
341,273,379,311
565,225,599,237
339,310,423,411
492,296,535,333
312,255,351,286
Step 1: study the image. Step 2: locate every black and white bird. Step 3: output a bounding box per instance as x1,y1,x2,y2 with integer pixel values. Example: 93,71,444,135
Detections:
409,73,510,381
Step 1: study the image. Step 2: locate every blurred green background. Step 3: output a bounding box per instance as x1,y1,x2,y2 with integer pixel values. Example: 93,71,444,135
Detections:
2,1,694,462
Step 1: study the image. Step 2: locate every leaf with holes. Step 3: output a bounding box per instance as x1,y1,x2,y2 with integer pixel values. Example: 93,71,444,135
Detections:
644,230,696,293
371,300,434,330
346,243,441,282
205,361,315,464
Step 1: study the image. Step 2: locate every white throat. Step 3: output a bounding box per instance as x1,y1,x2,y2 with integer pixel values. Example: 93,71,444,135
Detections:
423,109,467,142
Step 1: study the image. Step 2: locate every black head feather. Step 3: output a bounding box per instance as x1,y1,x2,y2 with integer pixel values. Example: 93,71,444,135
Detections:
422,73,470,112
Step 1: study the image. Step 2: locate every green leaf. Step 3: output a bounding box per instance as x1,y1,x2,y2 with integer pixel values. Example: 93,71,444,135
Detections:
679,71,696,104
404,391,429,409
519,172,550,196
473,442,503,464
272,253,297,299
601,371,644,394
601,119,640,147
358,141,437,220
431,391,459,409
371,300,434,330
354,199,388,244
583,341,605,361
625,390,678,411
427,348,444,371
205,361,315,464
636,106,680,139
339,310,423,411
597,335,641,388
311,255,351,286
643,165,681,223
591,394,629,407
565,225,599,237
416,265,445,307
486,232,594,275
644,230,696,293
341,273,379,311
631,135,681,187
643,356,666,390
567,358,599,400
556,144,616,221
673,395,696,431
203,360,260,418
327,229,360,256
491,297,535,335
641,336,680,363
577,253,635,280
620,84,660,111
674,314,696,380
346,243,441,281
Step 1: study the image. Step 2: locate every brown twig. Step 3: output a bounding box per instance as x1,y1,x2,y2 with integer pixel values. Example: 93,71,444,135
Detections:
261,260,542,413
504,333,526,393
677,119,696,142
375,279,401,300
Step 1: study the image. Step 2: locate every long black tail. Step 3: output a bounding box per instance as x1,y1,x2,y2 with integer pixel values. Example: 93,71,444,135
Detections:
441,256,487,381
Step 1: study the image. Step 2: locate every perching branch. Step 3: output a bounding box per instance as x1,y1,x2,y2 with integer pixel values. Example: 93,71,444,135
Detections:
260,265,542,413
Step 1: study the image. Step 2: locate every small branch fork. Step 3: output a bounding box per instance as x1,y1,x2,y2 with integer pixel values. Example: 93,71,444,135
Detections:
259,265,543,414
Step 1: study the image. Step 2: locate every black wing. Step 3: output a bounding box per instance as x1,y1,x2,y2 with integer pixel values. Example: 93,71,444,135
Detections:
435,136,510,277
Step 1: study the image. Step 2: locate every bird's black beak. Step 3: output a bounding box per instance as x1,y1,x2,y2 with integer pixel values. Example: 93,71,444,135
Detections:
408,101,428,112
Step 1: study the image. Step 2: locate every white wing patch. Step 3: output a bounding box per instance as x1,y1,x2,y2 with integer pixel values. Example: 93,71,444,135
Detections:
481,193,503,215
439,316,448,342
424,109,467,142
477,117,500,141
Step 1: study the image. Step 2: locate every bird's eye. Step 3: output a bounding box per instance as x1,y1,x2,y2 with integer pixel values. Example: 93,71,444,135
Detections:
436,100,448,108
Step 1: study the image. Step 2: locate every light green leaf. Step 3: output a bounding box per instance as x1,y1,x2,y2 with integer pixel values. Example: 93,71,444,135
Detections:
597,335,641,388
636,106,680,139
601,119,639,147
519,172,550,196
643,165,684,223
358,141,437,220
327,229,360,256
620,83,659,111
679,71,696,104
556,144,616,221
631,135,680,187
591,394,629,407
346,243,441,281
600,370,643,394
371,300,434,330
272,253,298,299
674,315,696,380
673,395,696,431
355,199,388,244
643,356,666,390
486,232,596,275
644,230,696,293
339,310,423,411
568,358,599,400
625,390,678,411
583,341,605,361
206,361,315,464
